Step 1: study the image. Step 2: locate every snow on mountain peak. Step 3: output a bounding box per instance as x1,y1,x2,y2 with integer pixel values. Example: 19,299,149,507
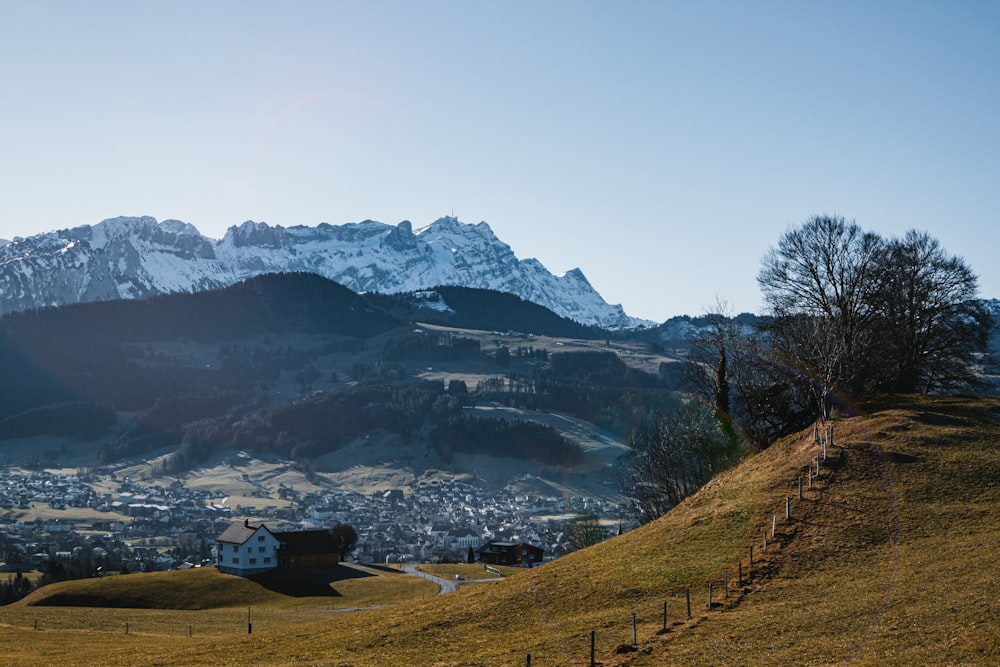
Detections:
559,267,588,282
160,219,203,237
0,215,643,328
222,220,287,249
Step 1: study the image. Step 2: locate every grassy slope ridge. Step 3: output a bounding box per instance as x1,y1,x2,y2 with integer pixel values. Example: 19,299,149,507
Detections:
17,564,438,612
2,395,998,665
19,567,296,610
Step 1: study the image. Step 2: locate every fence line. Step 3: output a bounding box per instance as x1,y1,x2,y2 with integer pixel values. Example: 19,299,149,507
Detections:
561,422,840,666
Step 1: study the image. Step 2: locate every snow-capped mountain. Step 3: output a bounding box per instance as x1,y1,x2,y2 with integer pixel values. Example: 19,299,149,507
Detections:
0,216,643,328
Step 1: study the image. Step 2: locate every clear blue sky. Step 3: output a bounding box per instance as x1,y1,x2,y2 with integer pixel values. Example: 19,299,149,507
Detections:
2,1,998,322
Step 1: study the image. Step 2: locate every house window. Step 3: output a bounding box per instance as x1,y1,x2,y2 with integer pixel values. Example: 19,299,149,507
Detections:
264,557,271,564
249,558,256,565
247,547,251,553
258,535,265,542
259,546,266,552
232,558,238,564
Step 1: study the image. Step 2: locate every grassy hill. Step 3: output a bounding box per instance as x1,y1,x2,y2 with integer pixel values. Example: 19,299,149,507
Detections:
17,565,438,610
1,394,998,665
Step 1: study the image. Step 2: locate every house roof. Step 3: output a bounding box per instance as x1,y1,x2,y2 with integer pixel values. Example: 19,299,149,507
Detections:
478,541,544,553
216,522,341,556
448,529,478,538
217,520,273,546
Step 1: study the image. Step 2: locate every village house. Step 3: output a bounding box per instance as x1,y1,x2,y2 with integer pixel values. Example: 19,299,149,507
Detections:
216,520,281,576
477,541,544,567
215,520,340,576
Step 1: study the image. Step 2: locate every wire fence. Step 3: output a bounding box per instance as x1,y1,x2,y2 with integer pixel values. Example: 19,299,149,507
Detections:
528,422,840,667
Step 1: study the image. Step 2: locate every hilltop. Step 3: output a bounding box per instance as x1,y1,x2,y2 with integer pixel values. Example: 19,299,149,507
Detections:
2,394,997,665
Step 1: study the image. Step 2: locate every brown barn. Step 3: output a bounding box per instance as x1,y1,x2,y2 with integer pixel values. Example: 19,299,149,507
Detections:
477,541,544,567
274,529,341,568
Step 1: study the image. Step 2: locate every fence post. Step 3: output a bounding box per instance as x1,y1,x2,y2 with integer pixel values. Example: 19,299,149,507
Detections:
798,476,803,500
738,561,743,585
785,496,791,521
808,468,813,489
632,613,637,644
686,588,691,619
663,600,667,631
772,514,777,538
748,544,753,570
526,654,531,667
707,582,713,610
248,607,252,635
813,422,819,443
816,455,821,477
590,630,596,667
724,568,729,598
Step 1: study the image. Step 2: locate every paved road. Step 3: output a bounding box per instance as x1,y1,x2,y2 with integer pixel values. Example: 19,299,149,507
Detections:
402,562,458,594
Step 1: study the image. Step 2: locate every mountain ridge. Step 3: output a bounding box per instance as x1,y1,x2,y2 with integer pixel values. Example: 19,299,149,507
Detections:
0,216,644,328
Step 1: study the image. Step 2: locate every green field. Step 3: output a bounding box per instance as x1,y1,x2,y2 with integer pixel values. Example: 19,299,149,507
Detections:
1,395,998,665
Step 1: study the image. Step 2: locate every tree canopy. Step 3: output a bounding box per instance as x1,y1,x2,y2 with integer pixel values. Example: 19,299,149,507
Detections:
623,216,994,524
758,216,992,407
329,524,359,559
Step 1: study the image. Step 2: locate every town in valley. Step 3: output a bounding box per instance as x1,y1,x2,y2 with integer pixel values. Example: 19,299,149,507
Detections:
0,462,629,578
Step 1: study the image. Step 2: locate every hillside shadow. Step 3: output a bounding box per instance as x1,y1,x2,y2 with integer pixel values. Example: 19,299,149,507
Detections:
249,565,374,598
361,563,407,575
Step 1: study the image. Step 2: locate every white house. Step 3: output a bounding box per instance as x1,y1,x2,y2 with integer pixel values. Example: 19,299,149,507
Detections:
216,519,281,576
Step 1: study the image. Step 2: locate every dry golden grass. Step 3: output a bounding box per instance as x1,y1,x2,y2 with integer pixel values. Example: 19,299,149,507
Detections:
2,394,998,665
2,569,43,586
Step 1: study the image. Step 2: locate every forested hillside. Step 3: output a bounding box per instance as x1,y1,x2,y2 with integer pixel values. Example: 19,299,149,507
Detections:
0,273,677,474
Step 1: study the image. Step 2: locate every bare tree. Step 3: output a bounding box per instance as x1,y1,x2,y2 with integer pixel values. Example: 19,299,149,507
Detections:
566,511,607,550
684,299,737,419
759,217,992,404
684,301,806,449
873,230,992,393
620,401,746,524
758,215,886,406
329,523,358,560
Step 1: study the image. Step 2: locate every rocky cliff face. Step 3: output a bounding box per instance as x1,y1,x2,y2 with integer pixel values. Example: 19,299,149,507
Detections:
0,216,641,328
